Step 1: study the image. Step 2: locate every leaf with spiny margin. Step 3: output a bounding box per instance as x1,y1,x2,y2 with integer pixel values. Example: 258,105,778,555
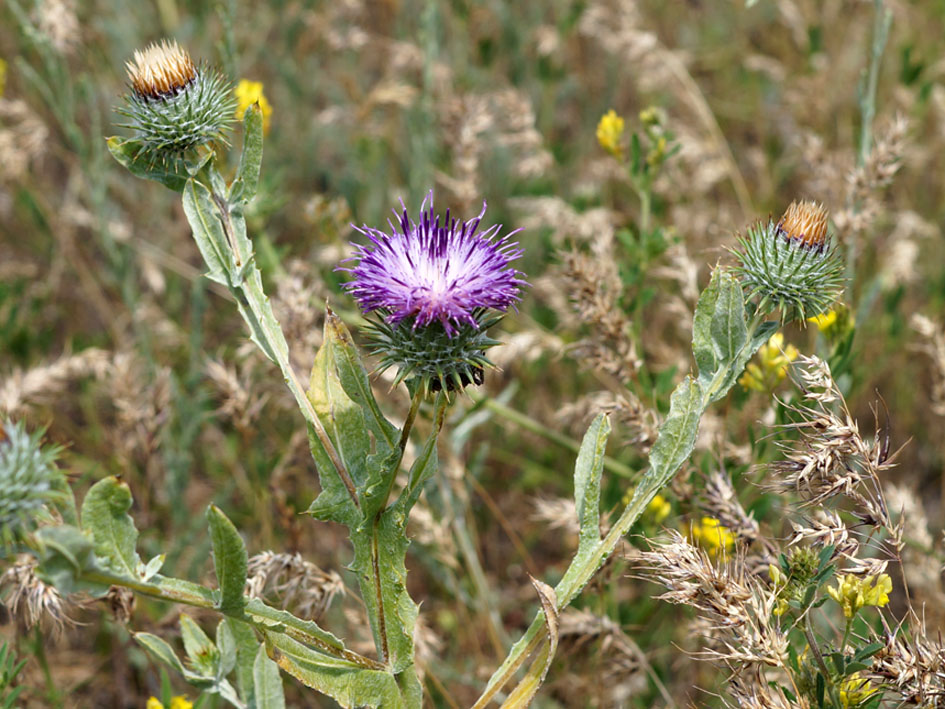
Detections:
229,103,264,205
573,414,610,553
207,504,248,613
106,137,189,192
243,599,351,658
693,267,778,403
645,375,705,489
253,644,286,709
266,631,407,709
80,476,141,580
552,416,612,601
182,178,232,285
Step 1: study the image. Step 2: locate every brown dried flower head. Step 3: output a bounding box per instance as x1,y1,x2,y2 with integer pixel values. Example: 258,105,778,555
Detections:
777,200,829,252
126,40,197,100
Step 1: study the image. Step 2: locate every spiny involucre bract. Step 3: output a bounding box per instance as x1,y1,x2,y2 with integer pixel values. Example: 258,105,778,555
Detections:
733,200,844,322
0,420,62,534
117,40,235,154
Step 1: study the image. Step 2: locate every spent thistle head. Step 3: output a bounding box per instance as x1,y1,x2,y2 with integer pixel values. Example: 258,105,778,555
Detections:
733,200,844,322
340,191,526,396
118,40,235,154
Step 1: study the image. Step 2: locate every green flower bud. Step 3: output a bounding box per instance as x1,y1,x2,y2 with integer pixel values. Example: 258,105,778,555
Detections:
0,420,62,537
733,201,844,322
117,40,234,154
365,311,502,398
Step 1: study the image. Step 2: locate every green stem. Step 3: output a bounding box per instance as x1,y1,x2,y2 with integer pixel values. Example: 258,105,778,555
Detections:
469,394,636,480
209,182,361,511
804,611,836,703
473,303,768,707
370,392,447,665
857,0,892,167
80,569,385,671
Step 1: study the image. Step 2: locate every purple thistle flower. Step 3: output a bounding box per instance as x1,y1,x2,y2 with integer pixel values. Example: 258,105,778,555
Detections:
340,191,526,336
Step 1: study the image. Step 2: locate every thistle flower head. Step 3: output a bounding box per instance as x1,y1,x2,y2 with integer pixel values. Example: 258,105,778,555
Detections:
118,40,234,154
733,200,844,322
340,191,526,395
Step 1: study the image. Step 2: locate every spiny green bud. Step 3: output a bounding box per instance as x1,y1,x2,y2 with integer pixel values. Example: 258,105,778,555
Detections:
117,40,234,154
365,311,501,398
0,420,62,538
733,200,844,323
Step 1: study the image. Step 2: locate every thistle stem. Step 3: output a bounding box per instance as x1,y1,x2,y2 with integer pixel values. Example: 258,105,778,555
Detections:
474,298,770,707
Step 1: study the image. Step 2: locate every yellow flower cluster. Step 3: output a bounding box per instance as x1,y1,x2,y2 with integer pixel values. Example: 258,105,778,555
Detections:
827,573,892,619
838,672,878,707
146,696,193,709
234,79,273,134
690,516,735,558
596,109,624,157
739,332,798,392
646,494,671,524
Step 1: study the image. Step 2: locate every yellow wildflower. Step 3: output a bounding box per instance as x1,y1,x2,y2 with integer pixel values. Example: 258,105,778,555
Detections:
739,332,799,391
234,79,273,134
146,697,193,709
596,109,624,157
827,573,892,618
646,494,671,524
690,517,735,558
808,309,838,332
839,672,878,707
808,303,854,339
0,58,6,98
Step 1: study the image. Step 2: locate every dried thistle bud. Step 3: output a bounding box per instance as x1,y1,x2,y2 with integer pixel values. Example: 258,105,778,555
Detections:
117,40,234,154
777,200,830,252
732,200,844,322
126,40,197,99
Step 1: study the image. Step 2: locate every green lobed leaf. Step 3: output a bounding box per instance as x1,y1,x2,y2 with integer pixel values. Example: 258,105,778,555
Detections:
646,375,705,489
253,644,286,709
80,477,141,580
207,504,249,613
693,267,778,403
349,510,418,675
106,137,189,192
572,414,610,554
33,525,109,595
229,104,264,205
266,632,407,709
306,312,396,527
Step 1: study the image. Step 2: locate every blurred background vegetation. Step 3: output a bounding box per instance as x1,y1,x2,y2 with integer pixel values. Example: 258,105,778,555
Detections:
1,0,944,706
